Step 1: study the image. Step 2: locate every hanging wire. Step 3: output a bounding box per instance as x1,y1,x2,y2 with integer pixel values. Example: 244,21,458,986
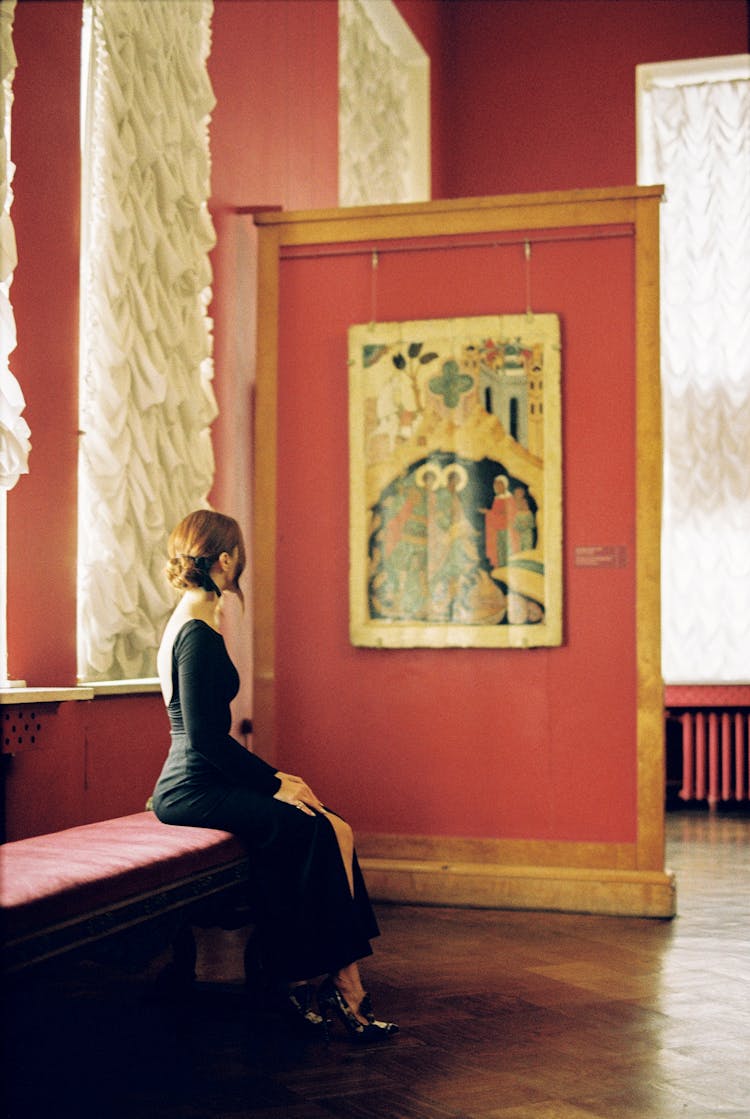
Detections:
524,240,533,320
370,249,379,327
277,228,634,328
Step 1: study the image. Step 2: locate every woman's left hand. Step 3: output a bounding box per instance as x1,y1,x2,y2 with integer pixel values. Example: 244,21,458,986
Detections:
273,771,324,816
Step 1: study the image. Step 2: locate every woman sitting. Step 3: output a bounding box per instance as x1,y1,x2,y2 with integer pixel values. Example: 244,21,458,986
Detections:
152,509,398,1042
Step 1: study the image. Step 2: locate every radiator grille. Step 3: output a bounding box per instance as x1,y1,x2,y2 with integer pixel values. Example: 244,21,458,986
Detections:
676,709,750,806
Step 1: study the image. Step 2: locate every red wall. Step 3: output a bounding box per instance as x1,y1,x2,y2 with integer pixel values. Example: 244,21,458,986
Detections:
440,0,747,198
209,0,339,215
7,2,81,686
206,0,339,727
3,694,167,840
4,0,746,840
4,1,344,840
273,227,638,843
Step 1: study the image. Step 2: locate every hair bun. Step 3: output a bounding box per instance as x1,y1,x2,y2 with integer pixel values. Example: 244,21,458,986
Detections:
164,552,200,591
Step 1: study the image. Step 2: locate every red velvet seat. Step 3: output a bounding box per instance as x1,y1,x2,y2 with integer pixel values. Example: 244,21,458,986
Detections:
0,812,251,975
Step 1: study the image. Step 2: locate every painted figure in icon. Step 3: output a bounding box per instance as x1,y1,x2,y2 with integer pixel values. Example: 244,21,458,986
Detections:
370,460,506,625
481,474,512,568
509,483,537,553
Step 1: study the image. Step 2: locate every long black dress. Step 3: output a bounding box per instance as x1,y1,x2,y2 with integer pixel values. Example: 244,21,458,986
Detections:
152,619,379,982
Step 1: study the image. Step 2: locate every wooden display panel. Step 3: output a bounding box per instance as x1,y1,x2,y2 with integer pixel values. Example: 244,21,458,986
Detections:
254,187,674,918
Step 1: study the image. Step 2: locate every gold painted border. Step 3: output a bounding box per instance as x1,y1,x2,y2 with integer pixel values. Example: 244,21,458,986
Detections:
348,314,562,648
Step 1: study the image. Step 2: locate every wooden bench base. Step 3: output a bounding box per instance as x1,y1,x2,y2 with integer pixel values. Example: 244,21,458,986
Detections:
0,812,255,980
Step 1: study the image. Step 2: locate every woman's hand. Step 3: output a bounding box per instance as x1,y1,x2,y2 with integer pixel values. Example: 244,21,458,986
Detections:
273,771,324,816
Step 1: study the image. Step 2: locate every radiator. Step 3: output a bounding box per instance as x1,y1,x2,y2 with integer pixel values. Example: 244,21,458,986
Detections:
677,709,750,806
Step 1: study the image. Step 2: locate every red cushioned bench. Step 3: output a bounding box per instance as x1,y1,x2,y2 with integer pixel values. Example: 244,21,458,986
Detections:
0,812,253,980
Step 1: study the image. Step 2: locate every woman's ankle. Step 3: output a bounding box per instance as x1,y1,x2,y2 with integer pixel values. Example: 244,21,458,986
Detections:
331,971,366,1005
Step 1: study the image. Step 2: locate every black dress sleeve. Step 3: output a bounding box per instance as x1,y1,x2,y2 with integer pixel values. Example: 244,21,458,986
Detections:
175,622,281,796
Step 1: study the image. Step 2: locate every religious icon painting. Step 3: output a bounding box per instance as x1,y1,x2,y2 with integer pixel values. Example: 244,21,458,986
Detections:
348,314,563,648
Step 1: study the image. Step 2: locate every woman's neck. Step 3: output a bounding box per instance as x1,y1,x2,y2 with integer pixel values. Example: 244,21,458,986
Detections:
180,588,221,630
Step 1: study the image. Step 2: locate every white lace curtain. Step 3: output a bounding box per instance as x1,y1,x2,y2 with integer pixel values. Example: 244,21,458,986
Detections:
0,0,29,494
639,58,750,683
78,0,217,681
339,0,428,206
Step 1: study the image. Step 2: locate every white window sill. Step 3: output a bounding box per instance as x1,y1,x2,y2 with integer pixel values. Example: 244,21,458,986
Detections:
0,686,95,705
0,679,161,704
88,679,161,697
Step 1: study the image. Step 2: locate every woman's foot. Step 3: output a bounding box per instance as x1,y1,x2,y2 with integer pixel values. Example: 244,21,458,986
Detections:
283,982,328,1037
330,972,369,1025
318,975,399,1043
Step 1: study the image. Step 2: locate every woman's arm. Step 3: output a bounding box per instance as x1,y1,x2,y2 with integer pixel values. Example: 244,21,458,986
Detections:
176,624,281,795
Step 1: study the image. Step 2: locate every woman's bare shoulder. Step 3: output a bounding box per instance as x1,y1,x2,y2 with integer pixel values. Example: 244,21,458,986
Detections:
157,615,196,704
157,616,219,703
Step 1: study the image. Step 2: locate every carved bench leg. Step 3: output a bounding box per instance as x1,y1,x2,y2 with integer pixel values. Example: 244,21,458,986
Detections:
172,923,198,981
154,923,197,997
243,928,277,1009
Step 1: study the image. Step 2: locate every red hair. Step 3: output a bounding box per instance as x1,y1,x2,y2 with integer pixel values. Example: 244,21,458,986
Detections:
165,509,246,603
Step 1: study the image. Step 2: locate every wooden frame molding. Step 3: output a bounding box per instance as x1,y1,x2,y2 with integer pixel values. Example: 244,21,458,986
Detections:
254,187,674,919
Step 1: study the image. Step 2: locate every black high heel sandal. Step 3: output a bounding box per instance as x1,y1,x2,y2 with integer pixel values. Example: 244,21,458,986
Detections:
318,976,399,1043
283,983,328,1038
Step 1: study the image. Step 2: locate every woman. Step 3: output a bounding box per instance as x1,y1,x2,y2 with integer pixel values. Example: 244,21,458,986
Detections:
152,509,397,1043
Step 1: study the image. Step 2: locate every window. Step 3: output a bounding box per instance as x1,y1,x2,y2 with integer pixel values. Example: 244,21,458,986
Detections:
339,0,430,206
509,397,519,441
637,55,750,683
77,0,218,682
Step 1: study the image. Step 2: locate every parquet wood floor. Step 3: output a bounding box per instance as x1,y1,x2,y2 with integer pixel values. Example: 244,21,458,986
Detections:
4,809,749,1119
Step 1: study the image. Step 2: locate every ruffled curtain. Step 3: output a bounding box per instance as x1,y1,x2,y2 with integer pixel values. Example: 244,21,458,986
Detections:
339,0,411,206
0,0,30,493
642,70,750,683
78,0,217,681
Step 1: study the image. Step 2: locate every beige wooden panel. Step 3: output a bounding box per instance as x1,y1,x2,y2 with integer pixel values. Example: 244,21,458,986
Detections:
253,186,665,904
